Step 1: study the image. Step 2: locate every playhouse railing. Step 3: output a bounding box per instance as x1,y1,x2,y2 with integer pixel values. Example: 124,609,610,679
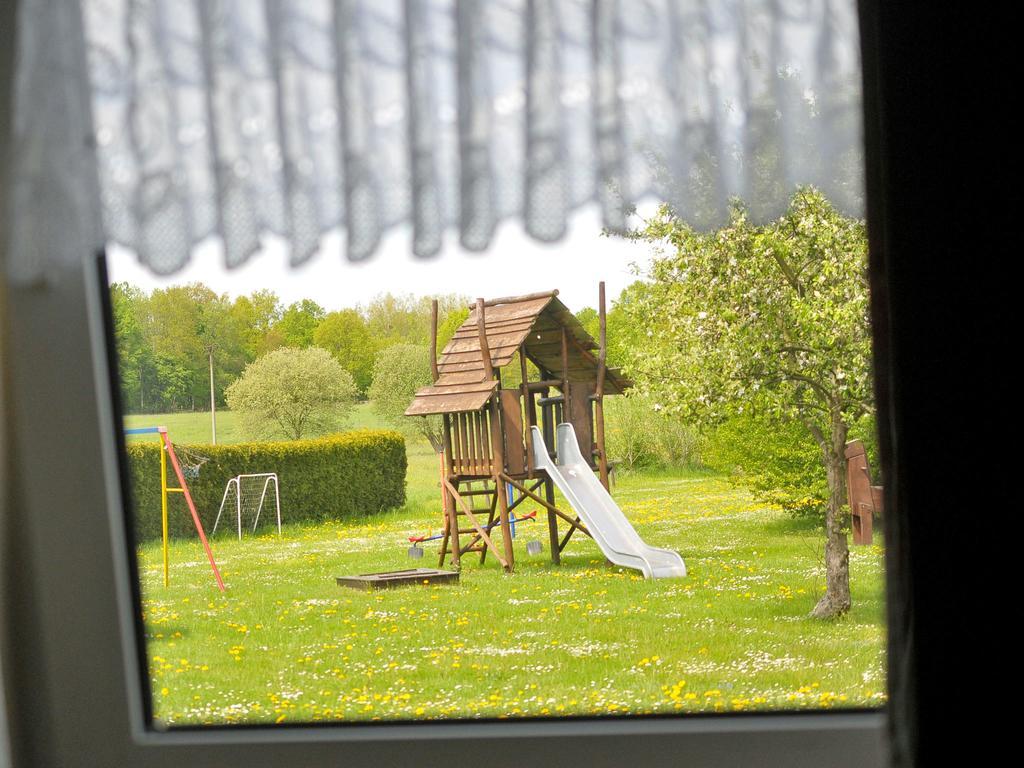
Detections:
447,409,495,477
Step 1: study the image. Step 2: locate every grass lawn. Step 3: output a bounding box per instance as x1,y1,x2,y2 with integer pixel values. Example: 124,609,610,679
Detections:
124,402,390,445
132,409,887,726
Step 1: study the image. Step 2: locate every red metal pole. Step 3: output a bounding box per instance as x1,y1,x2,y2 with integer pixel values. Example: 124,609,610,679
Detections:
161,430,226,592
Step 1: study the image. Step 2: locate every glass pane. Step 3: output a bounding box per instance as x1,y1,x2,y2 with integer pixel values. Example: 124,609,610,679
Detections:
105,195,886,727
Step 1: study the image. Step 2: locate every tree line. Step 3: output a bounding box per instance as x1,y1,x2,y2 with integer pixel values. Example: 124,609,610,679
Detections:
109,283,468,413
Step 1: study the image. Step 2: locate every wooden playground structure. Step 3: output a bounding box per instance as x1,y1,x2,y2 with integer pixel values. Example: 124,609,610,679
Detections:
405,286,630,572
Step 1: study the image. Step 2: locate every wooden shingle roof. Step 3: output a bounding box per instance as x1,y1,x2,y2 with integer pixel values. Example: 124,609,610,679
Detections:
405,290,630,417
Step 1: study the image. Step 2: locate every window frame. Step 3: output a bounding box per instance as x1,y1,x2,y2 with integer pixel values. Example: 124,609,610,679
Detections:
0,242,889,768
1,0,931,764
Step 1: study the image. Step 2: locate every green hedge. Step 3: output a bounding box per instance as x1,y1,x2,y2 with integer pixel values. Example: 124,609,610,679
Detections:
125,430,406,541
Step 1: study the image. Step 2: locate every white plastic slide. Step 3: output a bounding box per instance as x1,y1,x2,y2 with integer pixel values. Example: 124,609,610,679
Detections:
531,424,687,579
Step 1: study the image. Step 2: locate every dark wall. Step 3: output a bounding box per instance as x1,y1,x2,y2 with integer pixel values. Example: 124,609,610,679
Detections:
860,2,1011,764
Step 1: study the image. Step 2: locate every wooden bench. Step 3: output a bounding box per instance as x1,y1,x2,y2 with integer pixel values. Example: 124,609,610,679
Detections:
844,440,884,545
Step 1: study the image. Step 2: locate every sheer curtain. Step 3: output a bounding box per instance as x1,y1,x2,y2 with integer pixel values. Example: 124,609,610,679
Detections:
9,0,862,280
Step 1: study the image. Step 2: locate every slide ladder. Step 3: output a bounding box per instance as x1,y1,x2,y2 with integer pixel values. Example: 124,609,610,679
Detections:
531,424,686,579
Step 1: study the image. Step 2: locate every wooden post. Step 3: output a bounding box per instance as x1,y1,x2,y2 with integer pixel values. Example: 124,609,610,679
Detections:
430,299,439,382
488,397,514,571
441,414,460,568
438,452,450,567
458,414,470,476
445,478,507,568
501,474,590,538
449,478,462,568
465,413,476,475
476,298,494,381
536,382,561,564
480,289,559,307
560,327,570,418
480,482,498,564
545,472,560,564
596,283,607,396
594,281,610,490
519,347,534,477
477,411,489,475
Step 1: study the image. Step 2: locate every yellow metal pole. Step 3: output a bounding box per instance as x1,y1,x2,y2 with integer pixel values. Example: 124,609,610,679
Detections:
160,434,169,587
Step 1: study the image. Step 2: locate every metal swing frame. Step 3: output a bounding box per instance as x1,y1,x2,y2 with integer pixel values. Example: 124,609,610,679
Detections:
213,472,282,540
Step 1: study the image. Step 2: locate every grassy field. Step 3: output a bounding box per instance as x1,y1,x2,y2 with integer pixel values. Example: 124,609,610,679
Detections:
124,403,388,445
131,410,887,726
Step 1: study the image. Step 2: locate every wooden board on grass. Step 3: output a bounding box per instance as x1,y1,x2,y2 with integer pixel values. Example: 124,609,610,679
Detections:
336,568,460,591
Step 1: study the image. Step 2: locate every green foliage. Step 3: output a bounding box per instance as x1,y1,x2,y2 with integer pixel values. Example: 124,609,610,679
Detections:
226,348,357,440
112,283,285,413
109,282,154,410
703,410,879,519
626,188,872,432
604,393,700,471
702,411,828,518
313,309,378,395
110,285,472,417
125,430,406,541
230,290,283,358
369,344,443,451
365,293,468,348
574,287,647,376
625,189,874,616
145,284,222,409
624,189,873,527
436,306,469,349
493,350,541,391
275,299,326,348
575,307,600,340
153,356,193,409
606,280,652,371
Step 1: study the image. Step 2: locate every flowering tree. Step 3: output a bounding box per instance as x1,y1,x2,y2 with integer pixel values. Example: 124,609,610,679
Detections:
369,344,445,452
225,347,356,440
627,189,873,618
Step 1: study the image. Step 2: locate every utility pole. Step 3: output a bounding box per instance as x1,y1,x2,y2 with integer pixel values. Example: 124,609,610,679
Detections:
209,348,217,445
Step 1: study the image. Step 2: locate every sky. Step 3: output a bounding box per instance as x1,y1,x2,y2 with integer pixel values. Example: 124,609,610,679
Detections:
107,203,662,314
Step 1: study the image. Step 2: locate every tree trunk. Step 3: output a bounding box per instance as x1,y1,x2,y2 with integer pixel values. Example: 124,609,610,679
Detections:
425,430,444,454
811,411,851,619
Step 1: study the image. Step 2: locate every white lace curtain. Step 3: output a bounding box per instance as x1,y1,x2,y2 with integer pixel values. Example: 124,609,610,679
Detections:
9,0,863,279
